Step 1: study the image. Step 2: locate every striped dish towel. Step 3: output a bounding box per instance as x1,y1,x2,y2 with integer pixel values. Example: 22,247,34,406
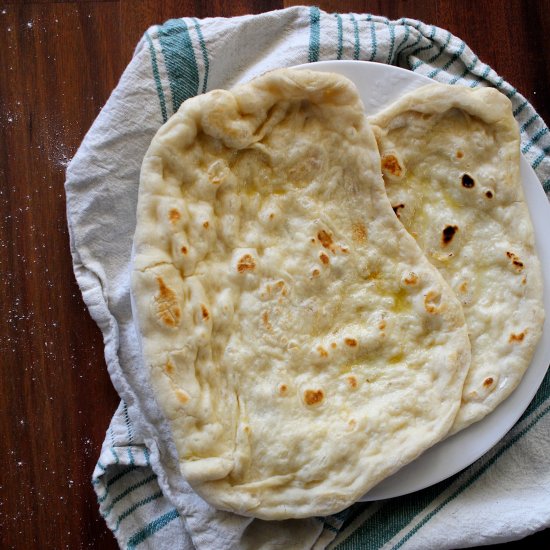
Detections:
65,6,550,550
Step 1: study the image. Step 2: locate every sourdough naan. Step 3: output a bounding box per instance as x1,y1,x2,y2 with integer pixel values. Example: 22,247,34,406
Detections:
370,83,545,434
131,69,471,519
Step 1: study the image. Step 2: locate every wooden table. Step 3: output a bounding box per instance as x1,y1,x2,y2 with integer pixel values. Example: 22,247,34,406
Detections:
1,1,549,548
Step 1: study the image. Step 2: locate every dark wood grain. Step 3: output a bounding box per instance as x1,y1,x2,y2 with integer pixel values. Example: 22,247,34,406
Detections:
0,2,123,549
0,1,548,548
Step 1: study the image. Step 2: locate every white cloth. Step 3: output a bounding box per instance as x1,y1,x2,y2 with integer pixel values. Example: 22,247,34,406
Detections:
65,7,550,549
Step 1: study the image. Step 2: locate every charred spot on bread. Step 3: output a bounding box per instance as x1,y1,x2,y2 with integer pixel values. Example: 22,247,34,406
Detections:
442,225,458,245
392,204,405,218
461,173,475,188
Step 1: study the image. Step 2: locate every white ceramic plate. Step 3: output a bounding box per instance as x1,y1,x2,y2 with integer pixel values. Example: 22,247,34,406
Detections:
294,60,550,501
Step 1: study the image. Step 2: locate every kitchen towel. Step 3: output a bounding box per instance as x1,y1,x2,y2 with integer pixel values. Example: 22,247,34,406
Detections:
65,6,550,550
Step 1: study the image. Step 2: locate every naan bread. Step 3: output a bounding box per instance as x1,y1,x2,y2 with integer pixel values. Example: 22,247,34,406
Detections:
370,83,545,435
131,69,471,519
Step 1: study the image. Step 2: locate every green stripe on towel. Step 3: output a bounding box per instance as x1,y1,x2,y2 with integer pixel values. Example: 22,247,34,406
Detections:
127,508,180,550
114,490,164,533
409,23,437,56
533,146,550,169
522,127,548,154
426,30,452,64
408,25,437,70
106,465,138,488
367,14,377,61
427,38,465,79
109,447,120,465
385,19,395,64
158,19,200,112
513,100,529,117
394,20,412,57
308,6,321,62
520,114,541,133
469,63,491,87
397,22,423,64
350,14,360,60
449,55,478,84
192,17,210,93
122,402,135,466
335,13,343,60
103,474,158,516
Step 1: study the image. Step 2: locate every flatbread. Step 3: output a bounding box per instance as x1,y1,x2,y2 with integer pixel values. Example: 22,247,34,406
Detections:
369,83,545,434
131,69,471,519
